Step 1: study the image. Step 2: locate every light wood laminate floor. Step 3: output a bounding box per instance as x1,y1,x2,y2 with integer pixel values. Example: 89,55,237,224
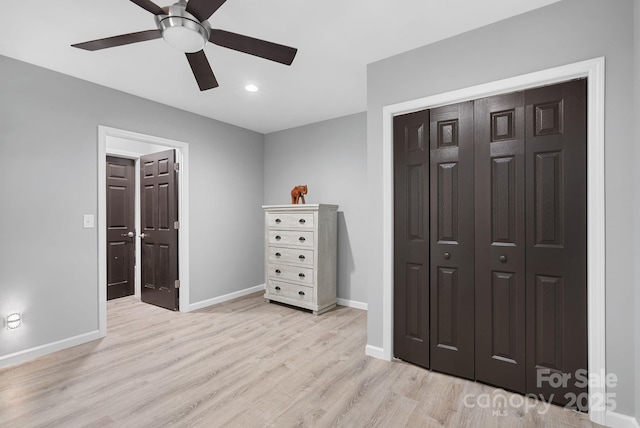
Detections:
0,293,600,428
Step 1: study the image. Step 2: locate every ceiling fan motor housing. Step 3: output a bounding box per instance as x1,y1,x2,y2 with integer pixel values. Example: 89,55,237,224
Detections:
155,2,211,53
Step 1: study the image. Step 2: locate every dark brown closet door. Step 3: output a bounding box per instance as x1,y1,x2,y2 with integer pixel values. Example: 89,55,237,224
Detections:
429,102,475,379
393,109,430,368
524,79,587,409
474,92,527,393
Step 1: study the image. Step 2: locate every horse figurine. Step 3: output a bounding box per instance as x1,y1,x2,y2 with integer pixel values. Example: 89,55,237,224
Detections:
291,185,308,204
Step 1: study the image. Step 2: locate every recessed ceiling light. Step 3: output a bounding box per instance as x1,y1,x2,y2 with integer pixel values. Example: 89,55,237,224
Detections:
245,84,259,92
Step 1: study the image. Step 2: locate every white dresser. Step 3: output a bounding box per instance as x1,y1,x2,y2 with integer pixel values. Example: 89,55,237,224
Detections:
263,204,338,315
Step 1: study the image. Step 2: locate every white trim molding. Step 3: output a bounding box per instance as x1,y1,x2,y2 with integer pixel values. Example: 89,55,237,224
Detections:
188,284,265,312
98,126,191,336
376,57,606,425
606,411,640,428
365,345,386,360
337,298,368,311
0,330,101,369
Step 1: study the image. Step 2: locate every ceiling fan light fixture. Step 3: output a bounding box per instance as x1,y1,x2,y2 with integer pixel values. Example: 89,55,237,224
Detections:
156,3,210,53
161,20,207,53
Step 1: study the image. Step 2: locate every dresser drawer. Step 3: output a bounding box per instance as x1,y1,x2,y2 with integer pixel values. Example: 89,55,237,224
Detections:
269,264,314,285
268,246,314,266
267,213,314,229
268,230,314,247
267,281,313,303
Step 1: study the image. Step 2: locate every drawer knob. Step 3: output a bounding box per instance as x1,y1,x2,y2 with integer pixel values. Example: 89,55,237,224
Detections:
275,269,281,274
444,252,451,260
298,255,305,260
299,237,306,242
275,286,281,291
298,273,305,278
500,255,508,263
299,219,306,224
298,291,305,296
275,218,281,224
275,252,281,257
275,235,281,240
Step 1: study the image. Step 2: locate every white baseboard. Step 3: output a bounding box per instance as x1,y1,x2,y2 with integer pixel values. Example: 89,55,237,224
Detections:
365,344,387,360
606,411,640,428
187,284,265,312
0,330,103,369
336,298,368,311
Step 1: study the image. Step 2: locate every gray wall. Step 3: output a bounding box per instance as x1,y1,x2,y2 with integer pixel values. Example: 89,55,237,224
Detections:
366,0,636,416
264,113,367,304
635,0,640,422
0,55,264,357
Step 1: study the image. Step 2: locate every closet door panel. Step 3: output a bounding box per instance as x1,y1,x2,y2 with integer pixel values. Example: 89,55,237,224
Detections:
524,79,587,410
393,109,431,368
474,93,527,393
429,102,475,379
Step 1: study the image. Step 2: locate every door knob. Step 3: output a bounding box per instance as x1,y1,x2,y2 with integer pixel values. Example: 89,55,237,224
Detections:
500,255,507,263
121,231,134,238
139,233,147,239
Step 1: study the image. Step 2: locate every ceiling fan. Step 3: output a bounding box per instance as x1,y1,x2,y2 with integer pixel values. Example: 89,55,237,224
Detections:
71,0,298,91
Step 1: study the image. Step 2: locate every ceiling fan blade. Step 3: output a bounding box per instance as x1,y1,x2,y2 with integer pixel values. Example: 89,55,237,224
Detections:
130,0,165,15
209,29,297,65
186,0,227,22
186,51,219,91
72,30,162,51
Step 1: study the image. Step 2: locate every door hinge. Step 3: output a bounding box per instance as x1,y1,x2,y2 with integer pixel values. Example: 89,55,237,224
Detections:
175,280,181,289
174,221,180,230
174,163,180,172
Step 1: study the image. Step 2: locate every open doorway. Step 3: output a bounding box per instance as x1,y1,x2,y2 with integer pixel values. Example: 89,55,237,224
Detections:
98,126,191,334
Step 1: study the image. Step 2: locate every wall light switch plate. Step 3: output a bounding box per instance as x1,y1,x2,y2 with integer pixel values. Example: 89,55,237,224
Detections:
83,214,95,229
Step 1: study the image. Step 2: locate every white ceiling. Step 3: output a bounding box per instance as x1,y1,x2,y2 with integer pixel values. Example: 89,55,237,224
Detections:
0,0,560,134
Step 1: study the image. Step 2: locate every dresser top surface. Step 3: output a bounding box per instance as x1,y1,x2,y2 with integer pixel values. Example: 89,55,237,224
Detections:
262,204,339,211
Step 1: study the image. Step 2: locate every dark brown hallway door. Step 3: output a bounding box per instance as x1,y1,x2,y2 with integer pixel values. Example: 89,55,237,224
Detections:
140,149,179,311
106,156,136,300
393,109,430,369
